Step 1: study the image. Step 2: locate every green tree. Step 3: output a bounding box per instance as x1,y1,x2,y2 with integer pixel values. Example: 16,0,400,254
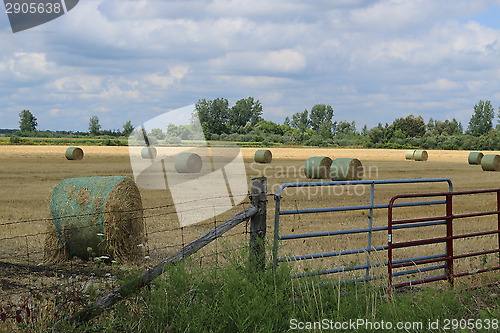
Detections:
19,110,37,132
228,97,263,131
290,110,310,131
467,100,494,136
335,120,357,135
122,121,134,137
88,116,101,136
195,98,230,138
309,104,334,132
150,128,166,140
392,114,425,138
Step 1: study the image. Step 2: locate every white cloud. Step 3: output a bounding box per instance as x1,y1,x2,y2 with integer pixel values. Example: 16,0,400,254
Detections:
1,0,500,130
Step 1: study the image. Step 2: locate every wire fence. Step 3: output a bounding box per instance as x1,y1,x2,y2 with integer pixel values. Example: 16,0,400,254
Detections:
0,193,255,323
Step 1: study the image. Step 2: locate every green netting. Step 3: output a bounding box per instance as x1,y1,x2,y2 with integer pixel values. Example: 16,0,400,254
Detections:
50,176,130,259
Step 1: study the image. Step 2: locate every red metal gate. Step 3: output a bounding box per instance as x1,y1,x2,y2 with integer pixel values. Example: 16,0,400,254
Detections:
388,189,500,291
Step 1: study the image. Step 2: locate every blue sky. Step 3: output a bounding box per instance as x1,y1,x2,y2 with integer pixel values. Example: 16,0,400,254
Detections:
1,0,500,132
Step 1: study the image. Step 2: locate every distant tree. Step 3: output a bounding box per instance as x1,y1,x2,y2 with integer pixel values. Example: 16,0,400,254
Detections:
150,128,166,140
283,116,291,127
195,98,230,137
88,116,101,136
122,120,134,137
335,120,357,136
290,110,310,131
467,100,494,136
427,118,463,136
361,125,368,136
228,97,263,131
318,121,334,139
309,104,334,132
19,110,37,132
392,114,425,138
368,123,392,144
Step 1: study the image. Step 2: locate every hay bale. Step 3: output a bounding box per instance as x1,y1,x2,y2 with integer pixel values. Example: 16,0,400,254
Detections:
175,152,202,173
405,150,416,160
254,149,272,163
48,176,144,261
414,150,428,161
43,222,68,263
304,156,332,179
468,152,484,165
141,147,157,159
481,154,500,171
65,147,84,160
331,158,364,181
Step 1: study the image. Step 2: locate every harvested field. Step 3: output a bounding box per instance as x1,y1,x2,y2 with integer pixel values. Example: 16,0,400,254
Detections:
0,145,498,298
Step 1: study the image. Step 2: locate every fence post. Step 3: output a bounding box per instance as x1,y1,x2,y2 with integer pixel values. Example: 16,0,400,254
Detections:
250,177,267,271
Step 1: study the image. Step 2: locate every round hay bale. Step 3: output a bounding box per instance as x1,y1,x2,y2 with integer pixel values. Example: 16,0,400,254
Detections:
414,150,428,161
330,158,364,181
405,150,416,160
481,154,500,171
304,156,332,179
49,176,144,261
175,152,203,173
468,152,484,165
65,147,84,160
254,149,272,163
141,147,157,159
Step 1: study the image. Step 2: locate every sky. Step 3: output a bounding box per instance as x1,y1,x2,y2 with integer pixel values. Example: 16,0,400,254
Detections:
1,0,500,132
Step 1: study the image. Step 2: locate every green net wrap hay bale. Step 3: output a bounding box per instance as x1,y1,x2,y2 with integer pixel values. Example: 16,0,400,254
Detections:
141,147,157,159
65,147,84,160
175,152,203,173
414,150,428,161
304,156,333,179
481,154,500,171
468,152,484,165
254,149,272,163
405,150,416,160
49,176,144,261
330,158,364,181
43,222,68,263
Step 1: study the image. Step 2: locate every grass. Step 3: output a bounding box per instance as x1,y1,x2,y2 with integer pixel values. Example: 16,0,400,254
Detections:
6,248,498,332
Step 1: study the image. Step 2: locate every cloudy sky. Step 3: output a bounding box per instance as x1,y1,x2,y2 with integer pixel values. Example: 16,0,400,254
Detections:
1,0,500,132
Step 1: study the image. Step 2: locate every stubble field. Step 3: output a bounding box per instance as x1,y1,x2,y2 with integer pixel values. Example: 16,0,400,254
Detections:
0,145,498,290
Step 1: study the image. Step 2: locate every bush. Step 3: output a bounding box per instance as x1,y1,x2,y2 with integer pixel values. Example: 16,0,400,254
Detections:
9,136,22,144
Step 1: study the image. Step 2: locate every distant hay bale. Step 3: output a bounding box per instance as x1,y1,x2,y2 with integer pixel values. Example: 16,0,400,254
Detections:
331,158,364,181
141,147,157,159
175,152,203,173
48,176,144,262
304,156,332,179
414,150,428,161
405,150,416,160
65,147,84,160
468,152,483,165
254,149,272,163
481,154,500,171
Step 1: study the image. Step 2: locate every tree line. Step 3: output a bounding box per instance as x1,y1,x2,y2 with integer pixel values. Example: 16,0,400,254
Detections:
8,99,500,150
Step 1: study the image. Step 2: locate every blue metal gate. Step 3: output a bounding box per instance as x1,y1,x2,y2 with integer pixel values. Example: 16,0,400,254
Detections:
273,178,453,283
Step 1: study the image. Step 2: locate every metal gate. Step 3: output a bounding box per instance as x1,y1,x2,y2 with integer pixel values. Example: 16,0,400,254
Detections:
388,189,500,291
273,178,453,283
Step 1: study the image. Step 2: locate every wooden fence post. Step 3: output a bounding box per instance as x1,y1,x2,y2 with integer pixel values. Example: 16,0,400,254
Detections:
250,177,267,270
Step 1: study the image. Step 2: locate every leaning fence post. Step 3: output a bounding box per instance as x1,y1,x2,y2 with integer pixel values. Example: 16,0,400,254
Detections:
250,177,267,270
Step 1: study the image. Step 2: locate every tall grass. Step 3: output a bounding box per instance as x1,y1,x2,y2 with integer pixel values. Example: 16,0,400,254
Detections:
21,249,495,333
